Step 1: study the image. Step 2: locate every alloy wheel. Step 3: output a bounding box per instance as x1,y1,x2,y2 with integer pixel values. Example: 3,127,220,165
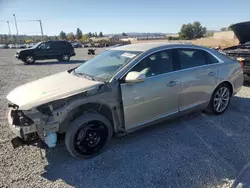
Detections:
26,56,34,63
62,55,69,61
213,87,230,113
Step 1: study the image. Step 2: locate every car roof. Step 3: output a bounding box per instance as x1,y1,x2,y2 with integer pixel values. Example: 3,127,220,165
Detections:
48,40,69,43
110,42,198,52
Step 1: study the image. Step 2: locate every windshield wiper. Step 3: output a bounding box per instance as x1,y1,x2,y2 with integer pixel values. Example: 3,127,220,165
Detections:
73,71,96,81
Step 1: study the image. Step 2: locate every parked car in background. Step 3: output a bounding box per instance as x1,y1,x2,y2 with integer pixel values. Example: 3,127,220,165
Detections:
0,44,8,49
105,43,122,51
9,44,16,49
15,44,21,49
85,43,93,47
6,43,243,158
25,43,34,48
94,43,101,47
222,21,250,77
72,43,82,48
19,44,26,49
15,40,75,64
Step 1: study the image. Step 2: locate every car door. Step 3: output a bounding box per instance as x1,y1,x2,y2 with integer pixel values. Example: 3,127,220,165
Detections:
48,41,61,59
176,48,219,111
34,42,50,59
120,49,181,130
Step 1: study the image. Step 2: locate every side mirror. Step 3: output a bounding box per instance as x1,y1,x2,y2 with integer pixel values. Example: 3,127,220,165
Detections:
125,71,146,83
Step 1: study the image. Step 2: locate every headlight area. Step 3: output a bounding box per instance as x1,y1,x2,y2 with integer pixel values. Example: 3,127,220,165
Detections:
10,100,67,149
35,100,67,147
10,101,64,148
9,109,39,147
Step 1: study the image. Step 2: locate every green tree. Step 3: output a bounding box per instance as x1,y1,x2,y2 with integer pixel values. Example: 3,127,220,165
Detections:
99,32,103,37
76,28,83,40
95,32,97,37
3,34,7,43
122,32,127,36
206,32,214,37
168,36,173,40
179,21,206,40
92,32,95,37
43,36,50,41
228,24,234,31
52,35,59,40
220,27,227,31
59,31,67,40
88,32,92,38
67,32,75,41
193,21,206,38
80,34,88,42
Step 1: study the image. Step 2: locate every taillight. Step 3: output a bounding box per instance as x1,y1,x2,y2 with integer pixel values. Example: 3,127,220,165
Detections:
237,57,244,69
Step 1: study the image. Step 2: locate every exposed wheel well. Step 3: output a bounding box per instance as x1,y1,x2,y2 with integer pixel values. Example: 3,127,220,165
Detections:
61,103,114,133
217,81,233,96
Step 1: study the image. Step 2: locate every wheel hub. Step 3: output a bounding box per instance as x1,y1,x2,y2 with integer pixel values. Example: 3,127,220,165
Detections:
63,55,68,60
213,87,230,112
73,121,109,156
27,56,33,62
86,132,100,147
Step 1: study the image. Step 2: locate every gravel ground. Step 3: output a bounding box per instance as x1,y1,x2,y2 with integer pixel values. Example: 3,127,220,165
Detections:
1,49,250,188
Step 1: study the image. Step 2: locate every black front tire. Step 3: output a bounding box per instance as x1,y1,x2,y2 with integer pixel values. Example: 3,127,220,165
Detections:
60,54,70,62
65,113,113,159
206,83,232,115
23,55,35,64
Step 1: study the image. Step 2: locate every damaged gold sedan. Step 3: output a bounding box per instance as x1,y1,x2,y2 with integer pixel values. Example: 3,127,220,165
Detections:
6,43,243,158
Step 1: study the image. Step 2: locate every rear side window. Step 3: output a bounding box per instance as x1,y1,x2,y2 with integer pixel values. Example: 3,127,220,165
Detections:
177,49,206,69
205,52,219,64
51,42,61,49
51,41,72,50
62,41,73,49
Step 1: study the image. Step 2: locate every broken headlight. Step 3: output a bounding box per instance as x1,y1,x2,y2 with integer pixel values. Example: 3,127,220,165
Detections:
37,104,52,116
37,99,66,115
52,99,67,110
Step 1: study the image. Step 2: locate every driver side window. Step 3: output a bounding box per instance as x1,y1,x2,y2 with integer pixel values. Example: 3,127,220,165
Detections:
38,42,49,50
131,49,174,78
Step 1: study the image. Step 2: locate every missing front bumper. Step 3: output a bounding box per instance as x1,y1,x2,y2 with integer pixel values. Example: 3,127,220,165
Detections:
7,110,37,139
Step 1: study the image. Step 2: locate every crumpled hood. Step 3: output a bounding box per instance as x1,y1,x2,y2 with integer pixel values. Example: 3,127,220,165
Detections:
231,21,250,44
7,71,102,110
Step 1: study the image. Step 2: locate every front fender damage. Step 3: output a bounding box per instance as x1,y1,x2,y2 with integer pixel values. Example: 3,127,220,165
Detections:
10,81,124,149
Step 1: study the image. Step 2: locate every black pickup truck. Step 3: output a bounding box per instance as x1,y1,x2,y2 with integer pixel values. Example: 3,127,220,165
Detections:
222,21,250,76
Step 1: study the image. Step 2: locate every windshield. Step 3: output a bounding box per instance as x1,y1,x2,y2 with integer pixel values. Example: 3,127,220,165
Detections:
32,42,42,49
74,50,141,81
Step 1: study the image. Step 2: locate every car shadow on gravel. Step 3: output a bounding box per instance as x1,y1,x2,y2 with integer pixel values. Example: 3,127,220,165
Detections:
28,60,85,65
41,96,250,188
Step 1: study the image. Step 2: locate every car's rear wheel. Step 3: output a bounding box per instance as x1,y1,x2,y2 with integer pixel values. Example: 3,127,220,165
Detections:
60,54,70,62
24,55,35,64
206,83,232,115
65,113,112,159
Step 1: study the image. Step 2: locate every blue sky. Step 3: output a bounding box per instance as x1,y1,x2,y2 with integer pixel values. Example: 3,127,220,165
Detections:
0,0,249,35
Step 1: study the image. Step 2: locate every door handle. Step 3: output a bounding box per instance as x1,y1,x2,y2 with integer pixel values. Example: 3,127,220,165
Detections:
167,80,178,87
208,71,216,76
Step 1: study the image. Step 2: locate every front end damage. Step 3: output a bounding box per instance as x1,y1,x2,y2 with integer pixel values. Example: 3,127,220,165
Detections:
7,81,125,149
8,103,59,148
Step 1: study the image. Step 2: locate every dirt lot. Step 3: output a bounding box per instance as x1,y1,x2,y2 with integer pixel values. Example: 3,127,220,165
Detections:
1,48,250,188
132,38,238,48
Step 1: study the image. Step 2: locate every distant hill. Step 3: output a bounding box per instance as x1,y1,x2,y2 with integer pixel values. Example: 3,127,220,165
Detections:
105,32,177,37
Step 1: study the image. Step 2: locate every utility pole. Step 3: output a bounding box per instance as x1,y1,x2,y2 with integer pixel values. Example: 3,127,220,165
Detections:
7,21,11,35
13,14,19,43
38,20,44,41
